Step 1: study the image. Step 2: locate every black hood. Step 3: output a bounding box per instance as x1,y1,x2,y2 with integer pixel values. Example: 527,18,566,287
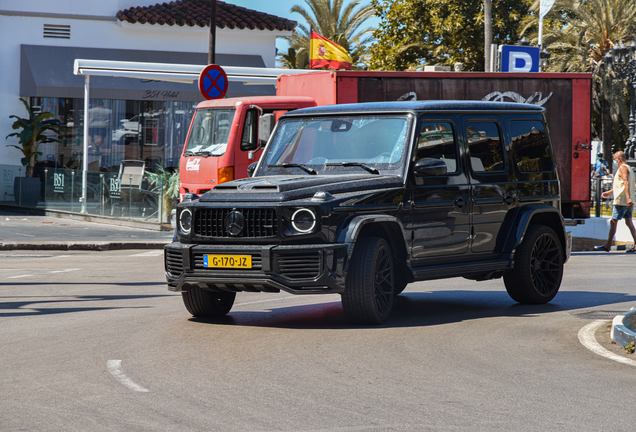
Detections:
199,174,404,202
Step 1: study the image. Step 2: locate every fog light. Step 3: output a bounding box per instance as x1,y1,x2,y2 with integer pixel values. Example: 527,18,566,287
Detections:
179,208,192,234
291,208,316,233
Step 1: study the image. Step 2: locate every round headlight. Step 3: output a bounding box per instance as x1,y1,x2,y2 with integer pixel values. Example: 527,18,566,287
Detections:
291,208,316,233
179,208,192,234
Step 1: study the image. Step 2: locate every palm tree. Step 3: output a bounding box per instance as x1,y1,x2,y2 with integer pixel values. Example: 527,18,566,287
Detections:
520,0,636,160
280,0,376,69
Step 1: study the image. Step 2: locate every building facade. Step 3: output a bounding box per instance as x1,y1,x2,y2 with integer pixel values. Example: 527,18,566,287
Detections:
0,0,295,216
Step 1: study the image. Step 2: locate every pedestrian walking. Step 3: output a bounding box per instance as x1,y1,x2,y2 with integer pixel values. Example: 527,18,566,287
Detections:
594,151,636,253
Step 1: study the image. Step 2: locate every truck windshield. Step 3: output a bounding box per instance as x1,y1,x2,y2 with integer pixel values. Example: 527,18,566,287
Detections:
184,108,235,156
264,115,409,172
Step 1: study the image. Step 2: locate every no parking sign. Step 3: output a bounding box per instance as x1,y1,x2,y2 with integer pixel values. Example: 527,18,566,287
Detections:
198,64,228,100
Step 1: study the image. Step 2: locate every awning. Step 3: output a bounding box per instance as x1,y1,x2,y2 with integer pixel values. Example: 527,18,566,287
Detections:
20,44,276,101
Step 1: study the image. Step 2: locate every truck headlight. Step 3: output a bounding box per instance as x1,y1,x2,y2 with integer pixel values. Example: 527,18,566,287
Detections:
291,208,316,233
179,208,192,234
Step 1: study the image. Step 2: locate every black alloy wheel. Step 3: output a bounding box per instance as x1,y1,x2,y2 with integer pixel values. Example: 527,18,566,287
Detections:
504,225,564,304
342,236,395,324
182,286,236,317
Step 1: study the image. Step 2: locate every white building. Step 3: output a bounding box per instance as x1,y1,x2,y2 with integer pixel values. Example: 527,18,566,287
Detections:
0,0,295,206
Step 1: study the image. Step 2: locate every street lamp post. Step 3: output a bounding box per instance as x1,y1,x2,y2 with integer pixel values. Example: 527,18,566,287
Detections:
603,40,636,160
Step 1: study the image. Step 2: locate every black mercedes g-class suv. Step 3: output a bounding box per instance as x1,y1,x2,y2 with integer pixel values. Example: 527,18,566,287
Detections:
165,101,571,324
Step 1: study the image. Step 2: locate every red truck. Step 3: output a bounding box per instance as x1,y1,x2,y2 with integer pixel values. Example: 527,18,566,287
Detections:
180,70,592,218
178,95,316,200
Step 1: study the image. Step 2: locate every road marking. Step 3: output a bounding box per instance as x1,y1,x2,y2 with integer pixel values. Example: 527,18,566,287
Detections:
15,232,35,237
107,360,149,392
49,268,81,273
7,274,33,279
578,320,636,367
128,251,164,257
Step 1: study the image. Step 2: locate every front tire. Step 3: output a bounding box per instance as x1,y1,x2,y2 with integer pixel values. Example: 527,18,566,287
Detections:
182,287,236,317
342,236,395,324
504,225,564,304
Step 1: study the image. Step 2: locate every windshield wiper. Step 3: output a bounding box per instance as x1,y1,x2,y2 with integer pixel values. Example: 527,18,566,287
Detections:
184,151,194,156
269,163,317,175
326,162,380,174
194,151,211,157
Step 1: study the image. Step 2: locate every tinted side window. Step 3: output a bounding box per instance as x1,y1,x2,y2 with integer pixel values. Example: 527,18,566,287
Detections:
466,121,505,173
415,121,458,174
509,120,553,173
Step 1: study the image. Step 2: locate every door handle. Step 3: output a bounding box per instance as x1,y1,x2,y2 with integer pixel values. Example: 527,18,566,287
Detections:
454,197,466,207
503,195,515,205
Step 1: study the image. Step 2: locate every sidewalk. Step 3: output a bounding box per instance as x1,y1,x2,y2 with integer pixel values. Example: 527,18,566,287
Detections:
0,206,173,251
566,216,636,251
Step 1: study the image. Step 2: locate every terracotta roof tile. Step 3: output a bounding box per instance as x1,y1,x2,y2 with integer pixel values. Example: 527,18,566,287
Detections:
117,0,297,32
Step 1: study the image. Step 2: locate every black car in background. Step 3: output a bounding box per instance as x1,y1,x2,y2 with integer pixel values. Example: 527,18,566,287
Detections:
165,101,571,324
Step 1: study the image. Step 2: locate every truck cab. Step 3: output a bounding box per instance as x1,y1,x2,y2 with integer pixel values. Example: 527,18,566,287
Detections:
179,96,316,199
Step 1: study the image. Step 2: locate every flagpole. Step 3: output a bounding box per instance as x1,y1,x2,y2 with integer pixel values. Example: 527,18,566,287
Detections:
309,27,313,69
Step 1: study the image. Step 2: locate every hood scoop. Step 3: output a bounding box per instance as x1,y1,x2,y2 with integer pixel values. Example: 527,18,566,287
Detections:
214,179,280,193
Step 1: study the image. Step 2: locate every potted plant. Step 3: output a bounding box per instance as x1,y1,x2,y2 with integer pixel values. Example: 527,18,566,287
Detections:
146,164,180,224
6,98,65,207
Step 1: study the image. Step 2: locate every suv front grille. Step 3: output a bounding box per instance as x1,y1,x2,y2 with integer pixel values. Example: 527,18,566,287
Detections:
274,252,322,280
165,249,184,278
194,208,278,238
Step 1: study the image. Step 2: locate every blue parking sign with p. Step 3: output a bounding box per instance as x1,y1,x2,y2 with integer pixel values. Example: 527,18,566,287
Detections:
500,45,540,73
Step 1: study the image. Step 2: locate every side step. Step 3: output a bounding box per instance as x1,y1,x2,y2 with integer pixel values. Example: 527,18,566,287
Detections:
411,259,510,281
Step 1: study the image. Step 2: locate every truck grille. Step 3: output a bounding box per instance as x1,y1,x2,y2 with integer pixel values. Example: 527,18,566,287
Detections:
274,252,322,280
165,249,184,278
194,208,278,238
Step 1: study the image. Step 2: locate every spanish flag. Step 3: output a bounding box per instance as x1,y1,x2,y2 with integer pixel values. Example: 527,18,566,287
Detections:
309,31,353,70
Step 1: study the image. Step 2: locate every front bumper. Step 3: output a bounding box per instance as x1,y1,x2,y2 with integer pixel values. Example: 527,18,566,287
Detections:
164,242,348,294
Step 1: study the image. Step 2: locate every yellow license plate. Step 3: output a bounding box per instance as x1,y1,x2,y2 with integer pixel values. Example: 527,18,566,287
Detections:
203,254,252,269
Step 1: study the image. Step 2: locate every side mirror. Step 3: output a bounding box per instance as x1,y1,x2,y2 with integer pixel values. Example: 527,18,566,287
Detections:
414,158,447,176
258,113,275,144
247,162,258,177
249,113,275,160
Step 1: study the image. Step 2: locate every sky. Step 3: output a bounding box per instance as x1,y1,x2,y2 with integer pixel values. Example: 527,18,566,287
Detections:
227,0,380,54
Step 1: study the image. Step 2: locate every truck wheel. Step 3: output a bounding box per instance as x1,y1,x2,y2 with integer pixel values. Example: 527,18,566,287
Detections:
342,236,395,324
182,287,236,317
503,225,563,304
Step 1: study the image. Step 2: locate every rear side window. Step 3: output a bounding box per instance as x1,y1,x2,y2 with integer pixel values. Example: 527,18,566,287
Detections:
415,121,459,174
509,120,553,173
466,121,505,173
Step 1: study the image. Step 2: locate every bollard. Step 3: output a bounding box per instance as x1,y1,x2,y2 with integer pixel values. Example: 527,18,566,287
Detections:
596,176,602,217
44,169,48,208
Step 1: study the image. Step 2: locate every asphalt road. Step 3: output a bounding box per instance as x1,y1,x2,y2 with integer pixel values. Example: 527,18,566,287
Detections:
1,249,636,431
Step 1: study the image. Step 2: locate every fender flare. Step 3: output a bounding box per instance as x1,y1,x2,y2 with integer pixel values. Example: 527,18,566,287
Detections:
336,214,409,268
502,205,567,263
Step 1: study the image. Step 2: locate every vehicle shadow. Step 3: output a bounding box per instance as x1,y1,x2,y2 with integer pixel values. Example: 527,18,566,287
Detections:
190,290,636,330
0,294,171,317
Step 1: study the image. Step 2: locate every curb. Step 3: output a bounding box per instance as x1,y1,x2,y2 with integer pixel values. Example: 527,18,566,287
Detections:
0,242,169,251
610,309,636,348
583,244,635,252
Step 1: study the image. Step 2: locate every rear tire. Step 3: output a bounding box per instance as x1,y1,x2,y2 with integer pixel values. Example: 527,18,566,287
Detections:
504,225,563,304
182,287,236,317
342,236,395,324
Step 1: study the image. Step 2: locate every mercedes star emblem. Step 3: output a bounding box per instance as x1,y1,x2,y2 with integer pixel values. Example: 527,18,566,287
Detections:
224,210,245,236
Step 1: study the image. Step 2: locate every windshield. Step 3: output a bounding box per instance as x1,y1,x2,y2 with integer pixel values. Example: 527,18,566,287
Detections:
263,115,409,173
184,108,235,156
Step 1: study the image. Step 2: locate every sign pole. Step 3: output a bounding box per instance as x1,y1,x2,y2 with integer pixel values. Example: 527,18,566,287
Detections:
82,74,90,214
208,0,216,65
